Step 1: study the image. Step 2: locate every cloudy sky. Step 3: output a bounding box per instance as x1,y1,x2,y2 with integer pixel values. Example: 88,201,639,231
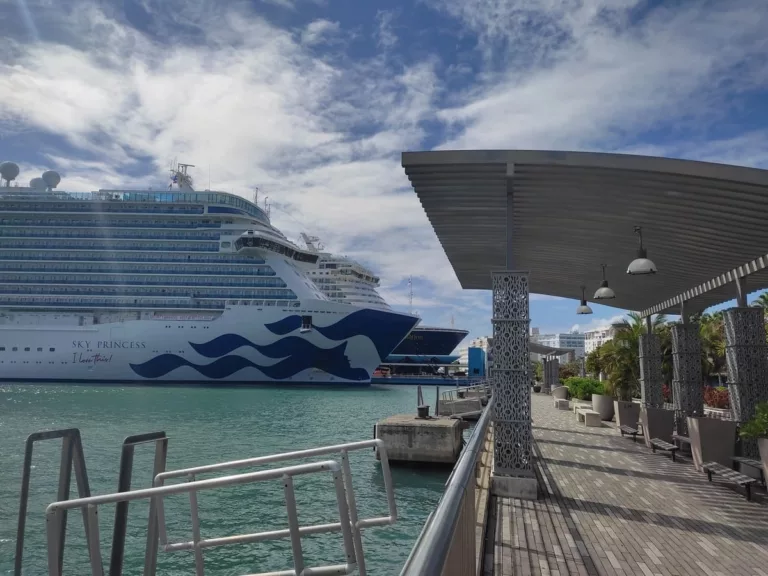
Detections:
1,0,767,342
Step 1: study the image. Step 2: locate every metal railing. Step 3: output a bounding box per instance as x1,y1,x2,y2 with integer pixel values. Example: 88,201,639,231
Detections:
440,381,490,403
400,396,494,576
150,439,396,576
40,438,395,576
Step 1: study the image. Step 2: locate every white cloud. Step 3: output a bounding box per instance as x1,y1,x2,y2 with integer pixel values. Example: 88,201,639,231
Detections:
301,19,340,46
570,315,627,334
429,0,768,155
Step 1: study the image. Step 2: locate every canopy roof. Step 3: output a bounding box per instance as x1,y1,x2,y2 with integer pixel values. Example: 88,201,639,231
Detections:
402,150,768,316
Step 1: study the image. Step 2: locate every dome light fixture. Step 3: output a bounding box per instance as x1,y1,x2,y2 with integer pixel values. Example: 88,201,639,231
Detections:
627,226,657,275
594,264,616,300
576,285,593,315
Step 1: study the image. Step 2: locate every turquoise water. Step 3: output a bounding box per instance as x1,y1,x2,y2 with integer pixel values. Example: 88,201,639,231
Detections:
0,384,450,575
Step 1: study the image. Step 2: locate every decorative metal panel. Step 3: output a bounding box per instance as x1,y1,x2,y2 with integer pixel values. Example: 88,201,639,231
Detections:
723,307,768,458
671,323,704,435
491,271,533,477
542,357,558,394
639,333,663,408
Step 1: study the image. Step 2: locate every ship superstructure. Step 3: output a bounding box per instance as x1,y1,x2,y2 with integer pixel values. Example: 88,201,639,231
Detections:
301,234,468,360
0,162,418,384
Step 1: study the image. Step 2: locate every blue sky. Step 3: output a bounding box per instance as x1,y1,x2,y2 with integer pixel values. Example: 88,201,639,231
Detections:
1,0,768,342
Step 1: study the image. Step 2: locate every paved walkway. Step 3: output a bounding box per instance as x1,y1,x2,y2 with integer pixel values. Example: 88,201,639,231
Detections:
488,394,768,576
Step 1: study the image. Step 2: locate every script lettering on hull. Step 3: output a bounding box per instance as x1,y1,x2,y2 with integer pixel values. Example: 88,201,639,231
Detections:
73,353,114,364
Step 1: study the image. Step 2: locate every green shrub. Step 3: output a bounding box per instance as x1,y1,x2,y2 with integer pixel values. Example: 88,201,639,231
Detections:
564,376,604,401
740,402,768,439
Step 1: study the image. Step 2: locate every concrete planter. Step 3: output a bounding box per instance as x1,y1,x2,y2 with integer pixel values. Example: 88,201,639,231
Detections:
591,394,615,421
687,416,738,471
614,400,640,429
552,386,569,400
640,407,674,448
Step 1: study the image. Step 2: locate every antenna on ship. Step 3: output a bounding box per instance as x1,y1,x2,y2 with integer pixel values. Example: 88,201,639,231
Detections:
408,275,413,315
252,186,259,205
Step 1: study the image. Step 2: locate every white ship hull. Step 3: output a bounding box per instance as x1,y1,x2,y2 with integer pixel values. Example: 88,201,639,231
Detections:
0,301,418,385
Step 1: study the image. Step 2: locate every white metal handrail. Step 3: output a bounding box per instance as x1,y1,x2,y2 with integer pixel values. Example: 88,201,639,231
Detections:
152,439,397,576
43,436,398,576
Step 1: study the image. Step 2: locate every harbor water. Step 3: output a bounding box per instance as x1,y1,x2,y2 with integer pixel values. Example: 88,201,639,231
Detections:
0,383,451,575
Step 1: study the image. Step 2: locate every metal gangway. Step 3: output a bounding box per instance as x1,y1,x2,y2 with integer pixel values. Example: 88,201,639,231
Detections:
13,429,397,576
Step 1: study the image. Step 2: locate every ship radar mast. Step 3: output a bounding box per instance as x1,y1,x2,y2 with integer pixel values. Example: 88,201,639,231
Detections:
170,162,195,191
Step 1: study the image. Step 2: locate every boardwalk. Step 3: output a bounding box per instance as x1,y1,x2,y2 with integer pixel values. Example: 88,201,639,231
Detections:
487,394,768,576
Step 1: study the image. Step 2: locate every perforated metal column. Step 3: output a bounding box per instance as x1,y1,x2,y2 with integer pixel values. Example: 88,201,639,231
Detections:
671,324,704,435
491,271,533,477
724,307,768,457
543,357,558,394
639,333,663,409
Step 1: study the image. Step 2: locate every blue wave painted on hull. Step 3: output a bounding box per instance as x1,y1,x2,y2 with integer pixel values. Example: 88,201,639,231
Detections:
130,342,369,380
264,315,302,335
264,309,419,359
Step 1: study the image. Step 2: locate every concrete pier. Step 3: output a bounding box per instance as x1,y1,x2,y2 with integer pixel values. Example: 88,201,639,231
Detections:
375,414,463,464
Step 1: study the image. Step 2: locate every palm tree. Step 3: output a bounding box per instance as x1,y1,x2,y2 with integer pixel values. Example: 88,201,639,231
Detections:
598,313,669,401
699,311,725,384
750,292,768,310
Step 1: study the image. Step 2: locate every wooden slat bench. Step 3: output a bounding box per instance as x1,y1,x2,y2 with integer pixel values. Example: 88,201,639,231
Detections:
702,461,758,501
732,456,766,485
619,425,639,442
650,438,679,462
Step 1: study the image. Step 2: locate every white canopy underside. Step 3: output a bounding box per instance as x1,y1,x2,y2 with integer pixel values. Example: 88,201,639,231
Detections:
402,150,768,316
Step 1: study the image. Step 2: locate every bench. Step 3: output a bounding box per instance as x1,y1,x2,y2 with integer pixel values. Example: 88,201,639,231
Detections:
650,438,679,462
619,425,639,442
554,399,570,410
702,461,758,501
576,408,601,427
732,456,766,485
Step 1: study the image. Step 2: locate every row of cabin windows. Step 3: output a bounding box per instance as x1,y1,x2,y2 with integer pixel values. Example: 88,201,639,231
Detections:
0,263,276,276
0,251,265,264
0,218,224,228
0,202,203,214
0,229,221,240
0,286,297,298
1,240,220,251
0,298,302,310
0,274,286,287
0,347,56,352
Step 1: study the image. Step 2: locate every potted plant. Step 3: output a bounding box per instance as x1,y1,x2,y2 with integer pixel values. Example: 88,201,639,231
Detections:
740,402,768,479
590,378,614,421
533,384,541,393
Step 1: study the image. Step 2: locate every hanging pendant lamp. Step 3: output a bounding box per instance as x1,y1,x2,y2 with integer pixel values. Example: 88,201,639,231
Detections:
627,226,657,275
576,285,593,315
594,264,616,300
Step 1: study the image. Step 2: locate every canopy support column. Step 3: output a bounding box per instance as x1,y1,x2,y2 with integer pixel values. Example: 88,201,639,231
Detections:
490,270,537,500
543,356,558,394
671,323,704,435
639,320,663,409
724,306,768,457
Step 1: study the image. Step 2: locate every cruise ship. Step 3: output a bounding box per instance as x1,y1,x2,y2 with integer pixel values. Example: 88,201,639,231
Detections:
0,162,419,385
301,235,468,359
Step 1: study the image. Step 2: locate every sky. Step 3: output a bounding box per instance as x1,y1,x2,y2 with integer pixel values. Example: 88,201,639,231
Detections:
1,0,768,343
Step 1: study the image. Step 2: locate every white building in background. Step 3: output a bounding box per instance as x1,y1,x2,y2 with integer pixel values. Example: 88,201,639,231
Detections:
529,329,585,359
584,324,623,355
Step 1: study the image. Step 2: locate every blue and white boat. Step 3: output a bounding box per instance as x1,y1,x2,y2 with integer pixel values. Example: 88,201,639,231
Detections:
0,162,419,384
